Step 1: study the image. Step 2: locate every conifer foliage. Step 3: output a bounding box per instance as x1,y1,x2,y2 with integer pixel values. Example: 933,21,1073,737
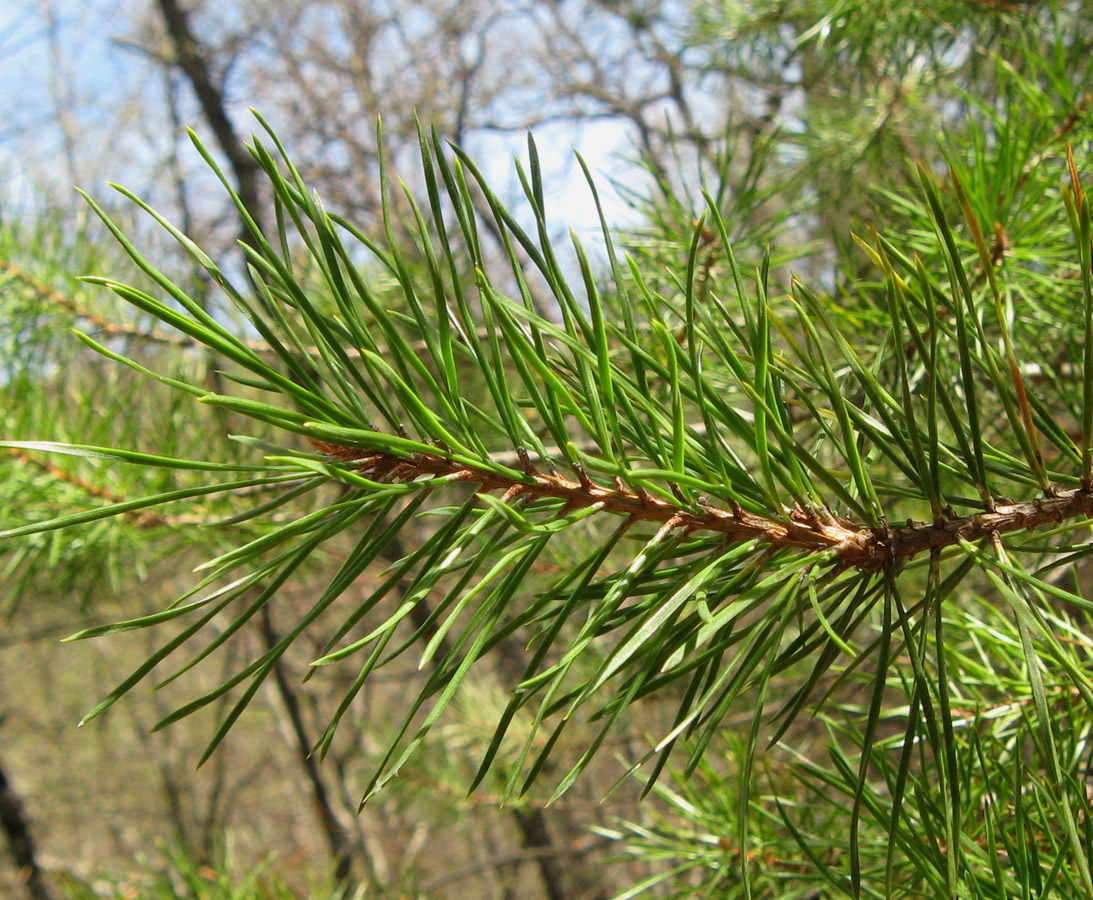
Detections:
6,4,1093,896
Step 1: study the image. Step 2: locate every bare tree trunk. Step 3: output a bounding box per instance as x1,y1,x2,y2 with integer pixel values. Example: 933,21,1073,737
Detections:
509,808,569,900
154,0,267,244
0,750,53,900
258,607,370,889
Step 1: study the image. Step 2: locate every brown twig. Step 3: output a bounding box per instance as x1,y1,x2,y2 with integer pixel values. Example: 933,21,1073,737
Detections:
2,261,189,348
3,259,509,363
6,446,307,531
6,446,170,529
312,440,1093,572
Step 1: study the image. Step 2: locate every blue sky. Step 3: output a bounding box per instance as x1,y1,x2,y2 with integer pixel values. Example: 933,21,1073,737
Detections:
0,0,640,253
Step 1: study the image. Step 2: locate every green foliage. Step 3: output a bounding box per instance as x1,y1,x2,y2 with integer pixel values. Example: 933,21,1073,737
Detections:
6,2,1093,896
601,589,1093,898
57,846,355,900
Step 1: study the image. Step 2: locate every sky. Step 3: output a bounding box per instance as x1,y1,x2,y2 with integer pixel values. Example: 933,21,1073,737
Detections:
0,0,640,255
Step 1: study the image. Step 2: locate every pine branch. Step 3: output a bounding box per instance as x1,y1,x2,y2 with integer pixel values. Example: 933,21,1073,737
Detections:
2,260,187,347
314,440,1093,570
6,446,171,529
14,103,1093,824
5,444,307,531
3,260,512,365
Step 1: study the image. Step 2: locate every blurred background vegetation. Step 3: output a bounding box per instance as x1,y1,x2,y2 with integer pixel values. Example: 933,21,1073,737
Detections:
3,1,1093,898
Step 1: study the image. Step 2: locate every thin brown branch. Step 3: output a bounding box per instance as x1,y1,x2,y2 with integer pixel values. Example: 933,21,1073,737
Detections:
317,439,867,547
6,447,308,531
6,446,170,529
3,259,513,362
880,489,1093,564
313,441,1093,571
2,261,188,348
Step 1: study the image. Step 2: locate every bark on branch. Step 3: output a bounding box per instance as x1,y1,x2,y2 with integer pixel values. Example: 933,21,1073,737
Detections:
312,440,1093,571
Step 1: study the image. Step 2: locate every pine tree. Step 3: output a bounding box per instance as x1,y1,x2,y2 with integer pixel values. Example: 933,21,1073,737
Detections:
5,3,1093,896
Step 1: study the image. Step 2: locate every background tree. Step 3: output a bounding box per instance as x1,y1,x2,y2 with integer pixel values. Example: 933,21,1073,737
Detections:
3,2,1093,899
